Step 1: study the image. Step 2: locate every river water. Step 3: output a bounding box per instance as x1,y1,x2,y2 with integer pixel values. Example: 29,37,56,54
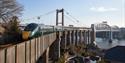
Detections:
96,38,125,49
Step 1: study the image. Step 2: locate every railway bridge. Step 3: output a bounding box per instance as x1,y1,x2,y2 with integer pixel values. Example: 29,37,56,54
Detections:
0,9,96,63
0,26,95,63
91,21,120,40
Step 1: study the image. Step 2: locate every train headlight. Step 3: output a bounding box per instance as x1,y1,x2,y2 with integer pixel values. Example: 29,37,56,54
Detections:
22,31,31,40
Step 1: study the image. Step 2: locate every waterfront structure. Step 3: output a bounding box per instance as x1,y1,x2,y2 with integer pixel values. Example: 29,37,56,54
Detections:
91,21,120,40
119,28,125,39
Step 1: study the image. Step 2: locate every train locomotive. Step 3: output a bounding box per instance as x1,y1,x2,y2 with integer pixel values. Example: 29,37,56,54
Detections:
23,23,56,40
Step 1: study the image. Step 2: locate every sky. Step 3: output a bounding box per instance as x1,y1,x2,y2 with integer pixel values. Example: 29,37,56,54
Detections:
17,0,125,27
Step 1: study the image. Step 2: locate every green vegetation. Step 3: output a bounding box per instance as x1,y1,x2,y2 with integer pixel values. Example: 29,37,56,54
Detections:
2,16,22,43
56,56,65,63
5,16,21,34
56,43,108,63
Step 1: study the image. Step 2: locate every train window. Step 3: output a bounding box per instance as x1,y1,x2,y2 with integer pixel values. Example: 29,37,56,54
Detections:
24,23,38,31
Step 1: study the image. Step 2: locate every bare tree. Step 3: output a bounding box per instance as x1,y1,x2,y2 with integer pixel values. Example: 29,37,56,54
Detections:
0,0,23,23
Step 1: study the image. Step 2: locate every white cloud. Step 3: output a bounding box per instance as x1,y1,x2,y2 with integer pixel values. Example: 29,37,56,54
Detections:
90,7,118,12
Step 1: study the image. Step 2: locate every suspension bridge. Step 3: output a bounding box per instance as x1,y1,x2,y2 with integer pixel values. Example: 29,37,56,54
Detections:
21,8,88,27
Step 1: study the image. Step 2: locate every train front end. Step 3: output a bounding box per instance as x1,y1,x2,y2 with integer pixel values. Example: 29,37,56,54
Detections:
22,23,39,40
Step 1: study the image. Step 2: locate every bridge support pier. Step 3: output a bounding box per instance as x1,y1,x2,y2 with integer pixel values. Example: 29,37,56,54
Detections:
65,31,68,49
82,30,85,44
75,30,78,46
87,30,90,44
84,30,87,44
39,47,49,63
48,32,61,62
79,30,82,44
62,31,67,49
46,47,49,63
67,31,71,46
57,31,61,58
91,24,96,44
86,30,89,44
71,30,75,45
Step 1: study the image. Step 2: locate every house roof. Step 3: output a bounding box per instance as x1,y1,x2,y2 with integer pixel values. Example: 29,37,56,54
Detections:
104,46,125,62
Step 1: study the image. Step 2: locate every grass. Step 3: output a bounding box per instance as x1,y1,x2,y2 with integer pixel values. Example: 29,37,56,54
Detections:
56,56,65,63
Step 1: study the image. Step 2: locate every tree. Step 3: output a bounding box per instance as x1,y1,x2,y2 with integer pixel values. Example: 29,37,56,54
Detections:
6,16,21,34
3,16,22,43
0,0,23,23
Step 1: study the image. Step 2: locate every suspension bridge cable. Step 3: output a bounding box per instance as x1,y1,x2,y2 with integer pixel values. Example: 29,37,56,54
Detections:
64,10,79,23
64,10,88,27
38,10,56,17
22,10,56,21
64,14,79,25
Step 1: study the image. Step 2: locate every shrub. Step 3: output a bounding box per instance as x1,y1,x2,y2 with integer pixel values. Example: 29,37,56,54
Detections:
3,16,22,43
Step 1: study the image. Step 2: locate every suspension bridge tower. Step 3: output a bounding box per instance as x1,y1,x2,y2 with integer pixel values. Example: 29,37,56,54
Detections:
56,9,64,26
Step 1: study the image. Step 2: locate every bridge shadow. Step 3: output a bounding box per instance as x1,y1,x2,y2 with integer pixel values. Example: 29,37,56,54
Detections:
36,51,47,63
36,39,59,63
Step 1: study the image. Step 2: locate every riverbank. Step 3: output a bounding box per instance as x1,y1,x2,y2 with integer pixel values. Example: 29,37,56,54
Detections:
96,38,125,49
56,43,108,63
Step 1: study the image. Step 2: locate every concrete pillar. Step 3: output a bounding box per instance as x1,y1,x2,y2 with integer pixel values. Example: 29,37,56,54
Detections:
79,30,82,44
71,30,75,45
69,31,72,45
46,47,49,63
77,30,79,45
87,30,90,44
67,31,71,46
71,31,73,45
110,29,113,40
48,32,61,62
77,30,81,44
80,30,84,44
83,30,86,44
61,31,64,49
75,30,78,46
91,24,96,43
86,30,88,44
40,47,49,63
56,31,61,58
77,30,80,44
64,31,67,49
85,30,88,44
82,30,85,44
61,31,67,49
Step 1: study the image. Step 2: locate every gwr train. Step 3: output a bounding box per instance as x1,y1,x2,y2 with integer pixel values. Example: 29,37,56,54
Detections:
22,23,82,40
22,23,55,40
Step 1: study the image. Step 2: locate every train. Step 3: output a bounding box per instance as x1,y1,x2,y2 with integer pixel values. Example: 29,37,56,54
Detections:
22,23,85,40
22,23,55,40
